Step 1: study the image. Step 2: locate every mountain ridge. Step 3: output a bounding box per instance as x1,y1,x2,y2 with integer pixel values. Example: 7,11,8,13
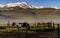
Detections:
0,2,59,10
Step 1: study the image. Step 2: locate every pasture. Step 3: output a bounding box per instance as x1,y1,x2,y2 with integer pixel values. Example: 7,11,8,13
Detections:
0,23,59,38
0,22,59,32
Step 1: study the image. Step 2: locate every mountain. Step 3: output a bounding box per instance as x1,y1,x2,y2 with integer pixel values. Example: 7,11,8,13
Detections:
0,2,60,23
0,2,59,10
0,2,33,10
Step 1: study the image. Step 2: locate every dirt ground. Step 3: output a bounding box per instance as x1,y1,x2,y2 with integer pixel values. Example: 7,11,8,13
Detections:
0,31,59,38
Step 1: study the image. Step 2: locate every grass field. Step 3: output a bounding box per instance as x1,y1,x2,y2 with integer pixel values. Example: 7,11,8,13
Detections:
0,23,59,38
0,22,59,33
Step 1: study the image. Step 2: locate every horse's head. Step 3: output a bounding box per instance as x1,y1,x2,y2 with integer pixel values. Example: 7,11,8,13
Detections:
21,22,30,28
12,22,16,26
19,23,22,24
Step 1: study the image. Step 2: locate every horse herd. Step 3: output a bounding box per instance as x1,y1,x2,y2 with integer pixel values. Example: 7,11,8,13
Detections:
9,22,53,31
11,22,30,31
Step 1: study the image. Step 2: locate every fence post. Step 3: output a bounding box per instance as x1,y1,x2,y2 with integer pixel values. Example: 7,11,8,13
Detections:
53,22,55,30
7,21,10,32
57,24,59,38
26,28,28,38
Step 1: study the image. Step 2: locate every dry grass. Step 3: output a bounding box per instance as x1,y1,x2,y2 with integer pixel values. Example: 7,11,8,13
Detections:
0,23,59,33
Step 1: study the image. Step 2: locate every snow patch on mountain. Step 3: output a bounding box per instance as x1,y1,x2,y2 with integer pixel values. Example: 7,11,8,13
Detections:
0,4,5,8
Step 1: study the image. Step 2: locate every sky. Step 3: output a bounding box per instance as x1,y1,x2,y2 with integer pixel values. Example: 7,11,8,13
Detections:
0,0,60,8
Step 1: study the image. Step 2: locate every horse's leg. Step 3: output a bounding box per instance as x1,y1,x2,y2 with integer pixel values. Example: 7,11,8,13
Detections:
16,25,20,32
28,26,30,30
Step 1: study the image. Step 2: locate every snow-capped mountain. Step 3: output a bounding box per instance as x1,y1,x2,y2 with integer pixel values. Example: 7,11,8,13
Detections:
3,2,33,9
0,2,59,10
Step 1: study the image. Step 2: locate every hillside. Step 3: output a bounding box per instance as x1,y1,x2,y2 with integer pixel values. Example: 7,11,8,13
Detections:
0,8,60,23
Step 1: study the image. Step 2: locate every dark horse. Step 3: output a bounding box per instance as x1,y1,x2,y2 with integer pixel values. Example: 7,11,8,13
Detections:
12,22,30,31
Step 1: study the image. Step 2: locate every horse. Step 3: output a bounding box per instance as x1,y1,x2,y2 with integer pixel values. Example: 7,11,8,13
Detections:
21,22,30,30
12,22,30,31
